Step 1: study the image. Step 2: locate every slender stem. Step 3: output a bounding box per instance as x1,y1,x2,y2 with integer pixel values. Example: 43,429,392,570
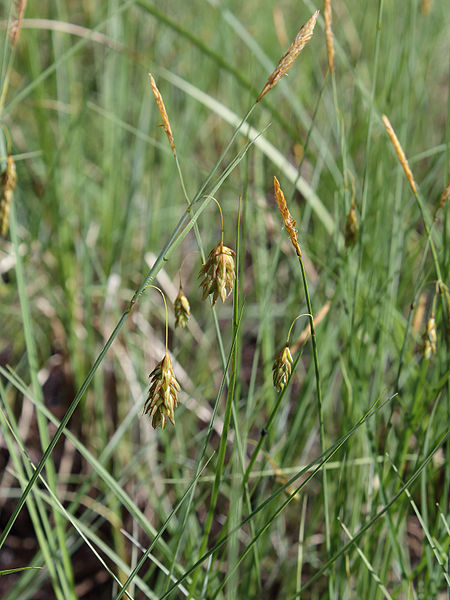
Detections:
0,48,16,114
286,313,311,345
206,195,224,240
145,285,169,350
296,254,332,576
243,352,302,486
188,208,242,596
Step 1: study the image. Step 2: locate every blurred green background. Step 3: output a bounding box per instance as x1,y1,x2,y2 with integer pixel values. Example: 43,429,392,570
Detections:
0,1,448,598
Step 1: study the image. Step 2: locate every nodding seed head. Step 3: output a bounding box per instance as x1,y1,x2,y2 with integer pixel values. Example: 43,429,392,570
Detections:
144,350,181,429
272,344,293,392
174,287,191,328
199,241,236,305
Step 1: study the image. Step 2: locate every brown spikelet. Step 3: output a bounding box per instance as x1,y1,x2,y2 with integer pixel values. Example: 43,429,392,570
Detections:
257,10,319,102
344,202,358,248
9,1,27,48
272,344,293,392
144,350,181,429
199,241,236,305
437,182,450,212
324,0,335,73
0,155,17,237
382,114,417,196
174,286,190,328
149,73,176,157
273,176,301,258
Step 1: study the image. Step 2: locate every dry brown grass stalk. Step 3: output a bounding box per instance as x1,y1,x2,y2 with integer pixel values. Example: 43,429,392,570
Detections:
149,73,176,157
273,176,301,258
382,114,417,195
257,10,319,102
9,0,27,48
324,0,335,73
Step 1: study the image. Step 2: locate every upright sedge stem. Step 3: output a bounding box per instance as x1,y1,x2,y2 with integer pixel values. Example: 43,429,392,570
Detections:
0,1,27,114
296,254,332,568
244,313,310,486
188,209,241,597
152,73,209,280
382,114,442,282
273,175,332,581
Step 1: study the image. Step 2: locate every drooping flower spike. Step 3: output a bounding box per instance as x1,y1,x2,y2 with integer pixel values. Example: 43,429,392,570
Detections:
199,242,236,305
144,350,181,429
272,313,311,392
142,286,181,429
198,196,236,305
174,285,191,328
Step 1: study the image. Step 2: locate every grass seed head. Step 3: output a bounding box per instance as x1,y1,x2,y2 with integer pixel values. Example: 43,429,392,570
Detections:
144,350,181,429
345,202,358,248
324,0,335,73
149,73,176,157
273,176,301,258
382,114,417,195
199,241,236,305
257,10,319,102
272,344,293,392
174,286,191,328
0,156,17,237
